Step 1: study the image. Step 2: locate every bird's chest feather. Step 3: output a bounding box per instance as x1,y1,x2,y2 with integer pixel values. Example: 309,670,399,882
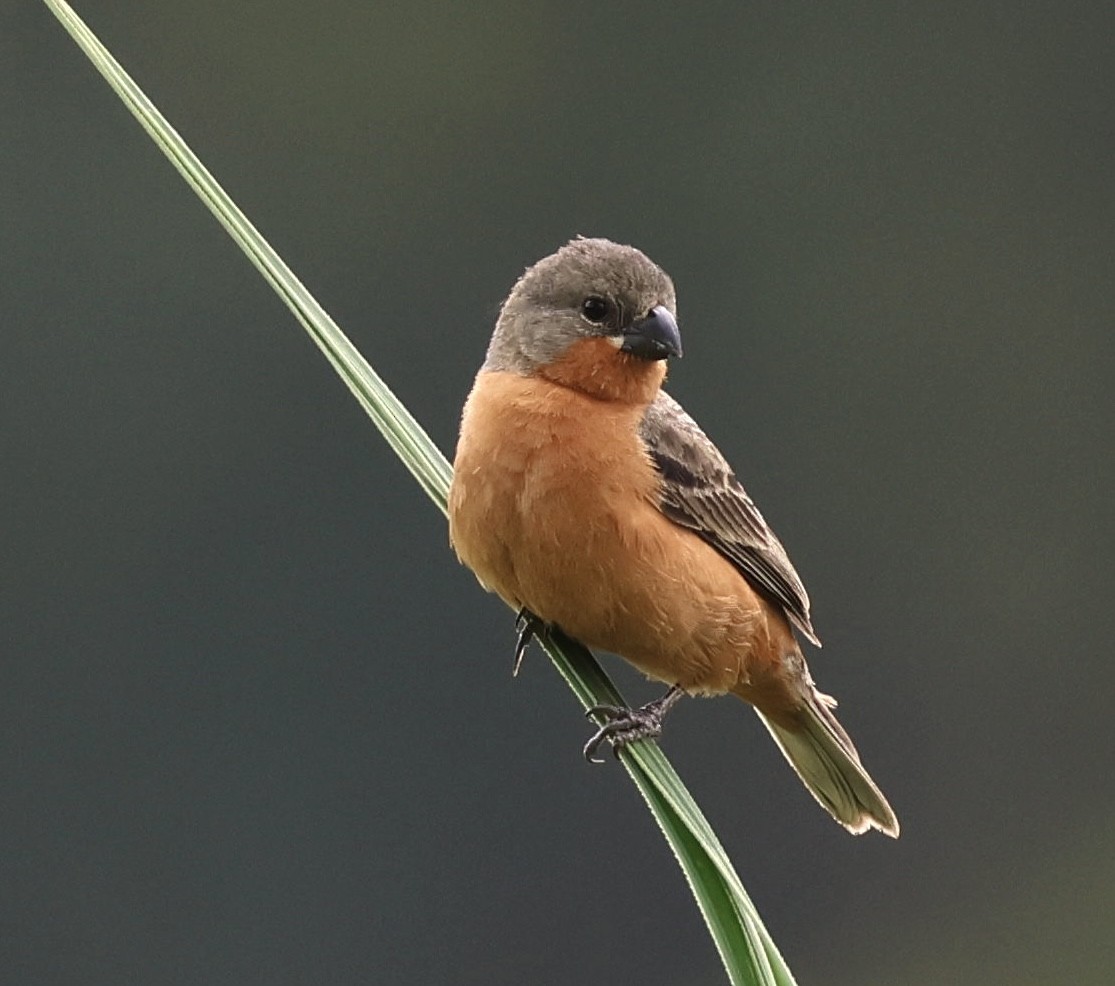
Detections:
448,369,659,616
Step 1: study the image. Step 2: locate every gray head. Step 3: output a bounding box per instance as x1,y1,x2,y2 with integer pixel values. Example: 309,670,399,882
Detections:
483,237,681,374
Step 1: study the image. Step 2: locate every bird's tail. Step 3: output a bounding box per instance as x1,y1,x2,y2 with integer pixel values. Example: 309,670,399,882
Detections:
756,691,899,837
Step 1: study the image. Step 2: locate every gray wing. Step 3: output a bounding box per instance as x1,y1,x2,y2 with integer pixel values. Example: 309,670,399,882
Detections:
639,391,820,646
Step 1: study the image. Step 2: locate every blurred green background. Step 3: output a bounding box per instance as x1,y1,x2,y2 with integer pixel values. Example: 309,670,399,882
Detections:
5,2,1114,983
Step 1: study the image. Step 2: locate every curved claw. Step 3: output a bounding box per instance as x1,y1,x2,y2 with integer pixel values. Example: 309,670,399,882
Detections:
582,725,616,764
585,703,627,720
581,685,686,763
512,608,547,677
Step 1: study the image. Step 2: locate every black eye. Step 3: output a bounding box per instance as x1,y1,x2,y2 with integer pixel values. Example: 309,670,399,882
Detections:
580,295,610,324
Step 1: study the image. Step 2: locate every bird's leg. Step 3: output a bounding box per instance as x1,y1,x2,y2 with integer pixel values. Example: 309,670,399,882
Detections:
583,684,687,763
512,608,548,677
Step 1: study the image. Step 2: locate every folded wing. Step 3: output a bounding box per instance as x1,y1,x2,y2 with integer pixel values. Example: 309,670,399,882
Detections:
639,391,820,646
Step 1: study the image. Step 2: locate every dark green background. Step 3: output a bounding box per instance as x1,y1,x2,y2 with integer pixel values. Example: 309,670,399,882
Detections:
6,2,1113,983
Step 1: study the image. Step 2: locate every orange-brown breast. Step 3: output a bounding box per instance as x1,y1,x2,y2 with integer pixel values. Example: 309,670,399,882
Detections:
449,348,801,699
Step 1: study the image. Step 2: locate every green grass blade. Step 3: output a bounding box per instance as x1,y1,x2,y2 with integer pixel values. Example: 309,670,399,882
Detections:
545,631,797,985
43,3,798,983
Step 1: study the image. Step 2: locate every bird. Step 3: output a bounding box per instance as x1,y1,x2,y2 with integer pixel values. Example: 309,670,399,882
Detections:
448,237,898,837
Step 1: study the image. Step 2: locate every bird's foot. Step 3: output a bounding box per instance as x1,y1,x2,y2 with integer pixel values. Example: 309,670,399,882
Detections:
512,608,548,677
583,685,686,763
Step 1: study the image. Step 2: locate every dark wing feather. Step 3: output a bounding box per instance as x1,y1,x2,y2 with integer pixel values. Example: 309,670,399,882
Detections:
639,391,820,646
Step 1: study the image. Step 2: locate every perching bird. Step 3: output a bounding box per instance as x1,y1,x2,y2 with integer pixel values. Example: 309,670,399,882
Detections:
448,237,898,837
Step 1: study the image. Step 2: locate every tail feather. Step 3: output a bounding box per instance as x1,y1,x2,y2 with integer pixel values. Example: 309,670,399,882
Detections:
757,693,899,838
